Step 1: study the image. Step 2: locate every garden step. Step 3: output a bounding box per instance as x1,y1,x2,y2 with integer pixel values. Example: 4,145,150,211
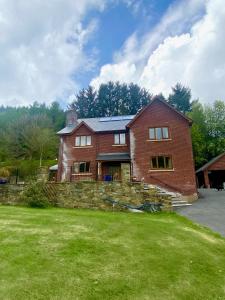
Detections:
172,203,192,207
171,200,188,204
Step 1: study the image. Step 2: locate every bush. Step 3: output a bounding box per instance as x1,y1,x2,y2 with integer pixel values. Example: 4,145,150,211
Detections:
0,167,10,178
22,181,50,208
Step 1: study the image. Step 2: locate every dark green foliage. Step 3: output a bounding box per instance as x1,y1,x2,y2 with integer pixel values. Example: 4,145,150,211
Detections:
70,81,152,118
22,182,50,208
0,101,64,162
188,100,225,168
168,83,192,114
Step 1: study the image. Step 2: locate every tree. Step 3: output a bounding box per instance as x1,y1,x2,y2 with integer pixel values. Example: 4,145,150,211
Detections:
204,100,225,159
71,86,97,118
188,101,207,168
70,81,152,118
188,100,225,168
8,115,58,162
168,83,192,114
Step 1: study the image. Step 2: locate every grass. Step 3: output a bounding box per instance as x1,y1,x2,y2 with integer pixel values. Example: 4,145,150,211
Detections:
0,206,224,300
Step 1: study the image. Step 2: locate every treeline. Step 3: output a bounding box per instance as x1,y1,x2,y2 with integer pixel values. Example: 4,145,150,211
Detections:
0,82,224,171
0,102,65,163
189,100,225,168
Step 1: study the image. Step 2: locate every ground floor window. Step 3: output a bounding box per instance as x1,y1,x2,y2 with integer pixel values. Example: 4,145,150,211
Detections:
150,156,173,169
73,162,90,173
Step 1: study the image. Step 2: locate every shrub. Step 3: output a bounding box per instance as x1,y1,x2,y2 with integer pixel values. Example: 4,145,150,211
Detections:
0,167,10,178
22,181,50,208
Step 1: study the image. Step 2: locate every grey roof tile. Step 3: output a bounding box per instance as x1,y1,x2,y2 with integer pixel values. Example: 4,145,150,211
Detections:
57,115,135,134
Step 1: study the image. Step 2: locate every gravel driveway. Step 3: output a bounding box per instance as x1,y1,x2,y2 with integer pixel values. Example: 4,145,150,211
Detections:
177,189,225,236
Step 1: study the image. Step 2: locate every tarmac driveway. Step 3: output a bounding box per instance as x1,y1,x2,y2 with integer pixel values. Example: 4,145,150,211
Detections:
177,189,225,236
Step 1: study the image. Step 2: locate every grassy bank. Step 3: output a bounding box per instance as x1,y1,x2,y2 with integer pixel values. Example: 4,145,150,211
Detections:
0,206,224,299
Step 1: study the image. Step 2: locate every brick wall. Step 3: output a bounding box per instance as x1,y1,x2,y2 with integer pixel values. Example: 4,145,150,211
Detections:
57,124,97,181
129,101,197,196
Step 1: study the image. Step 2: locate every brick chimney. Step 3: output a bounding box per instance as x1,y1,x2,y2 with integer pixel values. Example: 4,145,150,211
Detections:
66,109,78,127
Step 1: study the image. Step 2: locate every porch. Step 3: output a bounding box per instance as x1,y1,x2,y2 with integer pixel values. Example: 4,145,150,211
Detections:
96,152,131,182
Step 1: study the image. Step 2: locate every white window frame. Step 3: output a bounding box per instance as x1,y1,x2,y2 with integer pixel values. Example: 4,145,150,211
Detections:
149,127,169,140
75,135,92,147
114,133,126,145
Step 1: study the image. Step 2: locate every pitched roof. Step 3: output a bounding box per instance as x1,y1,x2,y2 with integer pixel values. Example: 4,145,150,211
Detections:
57,115,135,135
196,152,225,173
127,97,192,128
57,97,193,135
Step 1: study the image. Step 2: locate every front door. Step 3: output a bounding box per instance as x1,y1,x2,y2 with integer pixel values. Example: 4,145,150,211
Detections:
108,163,121,181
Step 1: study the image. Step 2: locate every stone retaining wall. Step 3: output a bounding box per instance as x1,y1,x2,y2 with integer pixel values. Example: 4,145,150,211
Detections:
0,182,172,211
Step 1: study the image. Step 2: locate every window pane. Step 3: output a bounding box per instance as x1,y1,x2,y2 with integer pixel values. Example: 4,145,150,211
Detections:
75,136,80,146
165,157,172,169
120,133,126,144
86,136,91,145
85,162,90,172
114,134,120,144
156,128,162,140
151,157,157,168
79,162,85,173
162,127,169,139
80,136,86,146
158,156,165,168
73,163,79,173
149,128,155,140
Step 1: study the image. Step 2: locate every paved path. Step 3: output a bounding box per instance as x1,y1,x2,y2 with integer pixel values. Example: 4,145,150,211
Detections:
177,189,225,237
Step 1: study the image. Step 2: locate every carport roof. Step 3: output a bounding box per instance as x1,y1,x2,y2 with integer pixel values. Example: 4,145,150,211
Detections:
196,152,225,173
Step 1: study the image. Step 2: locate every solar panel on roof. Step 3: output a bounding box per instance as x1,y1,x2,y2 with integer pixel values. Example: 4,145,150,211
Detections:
99,115,134,122
99,117,111,122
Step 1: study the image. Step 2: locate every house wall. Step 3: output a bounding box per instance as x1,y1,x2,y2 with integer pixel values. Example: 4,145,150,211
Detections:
57,126,130,182
96,132,129,154
57,124,97,181
129,101,197,197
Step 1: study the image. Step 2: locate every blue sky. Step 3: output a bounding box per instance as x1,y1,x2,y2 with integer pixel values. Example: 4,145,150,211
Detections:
0,0,224,106
79,0,173,87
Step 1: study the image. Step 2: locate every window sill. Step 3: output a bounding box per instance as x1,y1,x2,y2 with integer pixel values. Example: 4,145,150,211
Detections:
148,169,174,172
112,144,127,147
71,173,92,176
146,139,172,142
73,146,93,148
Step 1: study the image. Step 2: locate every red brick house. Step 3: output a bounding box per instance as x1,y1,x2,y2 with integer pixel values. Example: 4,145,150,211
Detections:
57,97,197,199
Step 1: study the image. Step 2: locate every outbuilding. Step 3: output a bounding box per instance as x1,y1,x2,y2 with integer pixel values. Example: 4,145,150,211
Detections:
196,152,225,189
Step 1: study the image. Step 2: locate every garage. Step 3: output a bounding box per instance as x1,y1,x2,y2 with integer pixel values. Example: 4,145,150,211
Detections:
196,152,225,189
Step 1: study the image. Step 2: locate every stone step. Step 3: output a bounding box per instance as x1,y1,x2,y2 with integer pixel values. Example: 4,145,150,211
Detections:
172,203,192,207
171,200,188,204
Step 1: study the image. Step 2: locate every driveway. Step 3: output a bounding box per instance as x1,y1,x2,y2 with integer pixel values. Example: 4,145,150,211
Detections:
177,189,225,237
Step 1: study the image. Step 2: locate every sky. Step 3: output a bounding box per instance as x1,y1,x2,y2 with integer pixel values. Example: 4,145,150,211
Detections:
0,0,224,107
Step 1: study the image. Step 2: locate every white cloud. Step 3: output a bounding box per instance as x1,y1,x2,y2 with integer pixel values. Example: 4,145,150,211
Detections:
0,0,105,106
91,0,225,103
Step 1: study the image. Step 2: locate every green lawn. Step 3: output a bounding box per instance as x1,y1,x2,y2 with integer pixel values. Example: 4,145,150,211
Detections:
0,206,224,300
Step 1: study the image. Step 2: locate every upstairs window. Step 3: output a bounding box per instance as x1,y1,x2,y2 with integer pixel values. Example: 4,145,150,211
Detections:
73,162,90,174
75,135,91,147
114,133,126,145
149,127,169,140
150,156,173,170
